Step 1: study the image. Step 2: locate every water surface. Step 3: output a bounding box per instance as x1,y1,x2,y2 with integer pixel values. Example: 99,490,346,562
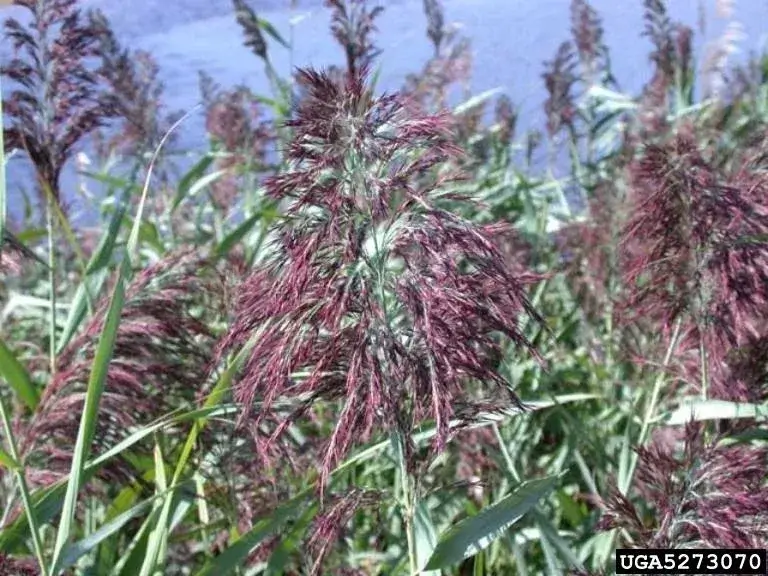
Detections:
2,0,766,222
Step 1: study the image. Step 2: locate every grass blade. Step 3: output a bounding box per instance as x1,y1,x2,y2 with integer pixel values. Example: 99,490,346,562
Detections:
171,154,214,212
663,398,766,425
0,337,39,410
0,394,48,575
48,108,194,574
194,491,310,576
57,485,181,572
424,476,559,571
48,260,128,573
0,76,6,267
414,500,440,576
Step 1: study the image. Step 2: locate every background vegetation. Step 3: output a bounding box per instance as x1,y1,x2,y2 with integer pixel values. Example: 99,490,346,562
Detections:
1,0,767,574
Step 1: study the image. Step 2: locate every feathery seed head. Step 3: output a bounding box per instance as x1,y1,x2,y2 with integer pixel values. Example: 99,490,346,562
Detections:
217,67,547,490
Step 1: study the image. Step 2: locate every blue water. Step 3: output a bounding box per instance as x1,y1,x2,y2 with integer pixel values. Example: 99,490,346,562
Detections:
2,0,767,223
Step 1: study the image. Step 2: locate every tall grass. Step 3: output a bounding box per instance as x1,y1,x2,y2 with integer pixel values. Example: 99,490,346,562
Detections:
1,0,768,574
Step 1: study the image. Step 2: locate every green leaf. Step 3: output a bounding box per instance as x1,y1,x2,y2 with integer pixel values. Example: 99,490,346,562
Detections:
454,88,503,116
138,438,171,575
266,501,319,575
171,155,215,212
49,263,128,573
414,501,440,576
78,171,140,192
533,508,583,571
213,209,266,258
585,85,637,113
85,199,128,276
0,447,19,471
57,487,177,571
56,271,109,355
0,338,39,410
194,491,310,576
111,508,158,576
332,394,597,477
425,476,558,570
49,109,194,574
14,227,47,245
136,330,257,574
57,196,127,353
121,215,163,254
662,398,766,425
258,17,290,49
186,168,228,203
0,403,236,552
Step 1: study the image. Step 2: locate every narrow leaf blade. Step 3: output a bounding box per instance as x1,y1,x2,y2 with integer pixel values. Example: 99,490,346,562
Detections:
0,338,39,410
425,476,558,570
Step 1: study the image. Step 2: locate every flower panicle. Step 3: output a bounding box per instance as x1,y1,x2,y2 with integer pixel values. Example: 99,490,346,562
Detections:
542,41,578,138
637,0,694,134
423,0,445,55
90,12,180,160
216,66,547,491
597,422,768,548
326,0,383,76
233,0,269,61
570,0,606,78
199,72,273,213
620,130,768,399
2,0,121,204
17,250,229,491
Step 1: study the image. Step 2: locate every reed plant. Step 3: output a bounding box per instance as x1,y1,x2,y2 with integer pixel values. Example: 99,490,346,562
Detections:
1,0,767,574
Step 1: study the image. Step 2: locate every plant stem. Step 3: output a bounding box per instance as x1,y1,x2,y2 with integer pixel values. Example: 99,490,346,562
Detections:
46,194,56,377
699,327,709,400
603,318,682,562
395,432,418,576
492,423,521,483
601,317,683,569
0,396,49,576
621,316,683,495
